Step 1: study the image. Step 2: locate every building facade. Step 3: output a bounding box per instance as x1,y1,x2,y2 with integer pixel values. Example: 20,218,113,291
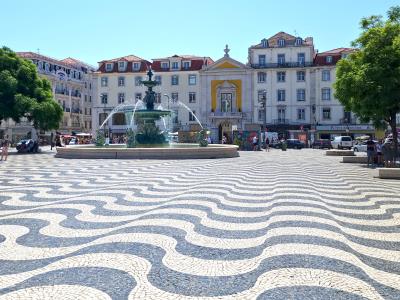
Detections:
0,52,94,143
90,32,374,143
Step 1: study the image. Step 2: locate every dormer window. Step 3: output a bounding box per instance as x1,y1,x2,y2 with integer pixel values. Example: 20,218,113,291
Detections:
183,61,190,69
161,62,169,70
278,39,285,47
105,63,113,71
326,56,333,63
295,37,302,46
118,61,126,71
133,62,140,70
261,39,268,48
172,62,179,70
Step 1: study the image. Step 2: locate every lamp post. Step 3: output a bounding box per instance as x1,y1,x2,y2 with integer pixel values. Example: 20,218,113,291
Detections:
260,90,267,147
163,94,171,131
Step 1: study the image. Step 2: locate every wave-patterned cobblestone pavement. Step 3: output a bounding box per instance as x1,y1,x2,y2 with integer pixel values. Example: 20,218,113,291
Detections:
0,149,399,299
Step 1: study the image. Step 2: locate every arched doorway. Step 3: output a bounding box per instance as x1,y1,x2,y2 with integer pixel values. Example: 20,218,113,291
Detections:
218,121,232,143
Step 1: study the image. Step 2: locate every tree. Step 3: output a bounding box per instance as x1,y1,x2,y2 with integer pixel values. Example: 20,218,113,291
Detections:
0,47,63,133
335,6,400,158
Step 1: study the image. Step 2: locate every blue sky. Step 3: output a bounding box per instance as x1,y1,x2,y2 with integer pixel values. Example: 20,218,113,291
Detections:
1,0,398,66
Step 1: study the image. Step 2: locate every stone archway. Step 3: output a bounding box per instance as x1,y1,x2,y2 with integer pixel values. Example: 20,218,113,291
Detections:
218,120,232,143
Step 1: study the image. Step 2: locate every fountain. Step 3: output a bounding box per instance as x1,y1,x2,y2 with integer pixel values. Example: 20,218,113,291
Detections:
56,68,239,159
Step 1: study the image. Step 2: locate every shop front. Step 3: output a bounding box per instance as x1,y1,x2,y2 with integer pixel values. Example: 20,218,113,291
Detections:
316,124,375,140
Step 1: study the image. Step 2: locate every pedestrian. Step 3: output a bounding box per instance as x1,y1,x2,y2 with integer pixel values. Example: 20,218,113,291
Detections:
382,140,392,167
0,136,10,161
366,137,376,167
265,137,270,152
252,135,258,151
376,140,383,167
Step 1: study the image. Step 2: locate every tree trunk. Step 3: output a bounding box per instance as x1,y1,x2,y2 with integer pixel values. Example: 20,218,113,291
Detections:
389,113,398,165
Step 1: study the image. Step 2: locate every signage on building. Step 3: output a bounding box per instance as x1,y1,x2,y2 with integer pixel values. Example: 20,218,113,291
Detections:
316,125,374,131
56,70,67,81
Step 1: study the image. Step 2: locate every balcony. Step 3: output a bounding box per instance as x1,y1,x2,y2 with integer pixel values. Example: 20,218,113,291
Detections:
251,62,313,69
63,107,71,113
71,108,82,114
209,111,243,119
340,118,356,124
273,119,290,125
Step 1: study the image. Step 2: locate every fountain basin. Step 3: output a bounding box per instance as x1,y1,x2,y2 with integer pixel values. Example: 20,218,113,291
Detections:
55,144,239,159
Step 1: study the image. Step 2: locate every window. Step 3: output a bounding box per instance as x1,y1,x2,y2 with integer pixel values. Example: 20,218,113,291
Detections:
189,92,196,103
189,110,196,121
155,75,162,85
277,71,286,82
322,70,331,81
89,96,92,102
297,71,305,81
278,108,286,121
133,62,140,70
118,93,125,104
84,95,87,102
322,88,331,100
277,54,285,65
295,37,302,46
84,108,87,115
297,89,306,101
322,108,331,120
118,61,125,71
105,63,113,71
261,39,268,48
89,108,92,115
298,53,305,65
171,92,178,101
113,113,126,125
118,76,125,87
101,77,108,87
183,61,190,69
258,109,265,121
99,113,108,126
171,75,179,85
100,93,108,104
172,62,179,69
188,74,196,85
220,93,232,112
258,55,266,66
278,39,285,47
135,93,142,101
326,56,333,63
258,90,266,105
161,62,169,70
257,72,266,83
155,93,161,104
297,108,305,120
277,89,286,101
135,76,142,86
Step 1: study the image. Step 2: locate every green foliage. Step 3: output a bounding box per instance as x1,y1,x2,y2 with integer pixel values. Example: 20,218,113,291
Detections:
0,47,62,130
95,130,105,147
334,6,400,155
233,137,243,149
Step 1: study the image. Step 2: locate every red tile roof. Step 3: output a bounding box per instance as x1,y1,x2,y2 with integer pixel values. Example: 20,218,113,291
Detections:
98,55,146,64
151,56,213,72
250,31,314,48
314,48,356,66
97,55,151,73
17,52,93,70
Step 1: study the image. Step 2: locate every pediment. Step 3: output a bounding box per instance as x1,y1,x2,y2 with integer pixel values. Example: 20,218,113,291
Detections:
204,56,248,71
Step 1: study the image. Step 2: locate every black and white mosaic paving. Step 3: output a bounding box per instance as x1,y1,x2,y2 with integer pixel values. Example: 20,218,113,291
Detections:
0,149,399,299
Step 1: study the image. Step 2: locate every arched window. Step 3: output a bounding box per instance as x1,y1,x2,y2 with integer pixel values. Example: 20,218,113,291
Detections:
112,113,126,125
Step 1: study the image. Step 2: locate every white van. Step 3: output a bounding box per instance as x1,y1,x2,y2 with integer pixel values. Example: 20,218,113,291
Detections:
331,136,353,149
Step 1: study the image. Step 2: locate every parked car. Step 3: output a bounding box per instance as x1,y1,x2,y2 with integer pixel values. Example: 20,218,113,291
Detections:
331,136,353,150
353,140,378,152
274,139,304,149
312,139,332,149
16,139,39,153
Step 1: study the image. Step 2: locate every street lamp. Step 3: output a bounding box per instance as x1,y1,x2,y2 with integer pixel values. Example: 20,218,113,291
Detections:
260,90,267,147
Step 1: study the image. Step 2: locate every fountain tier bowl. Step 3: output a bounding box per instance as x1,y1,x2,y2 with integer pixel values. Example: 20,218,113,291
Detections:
56,144,239,159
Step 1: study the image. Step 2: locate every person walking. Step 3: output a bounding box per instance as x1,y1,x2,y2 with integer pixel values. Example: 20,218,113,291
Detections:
366,137,376,167
265,137,270,152
252,135,258,151
0,136,10,161
376,140,383,167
